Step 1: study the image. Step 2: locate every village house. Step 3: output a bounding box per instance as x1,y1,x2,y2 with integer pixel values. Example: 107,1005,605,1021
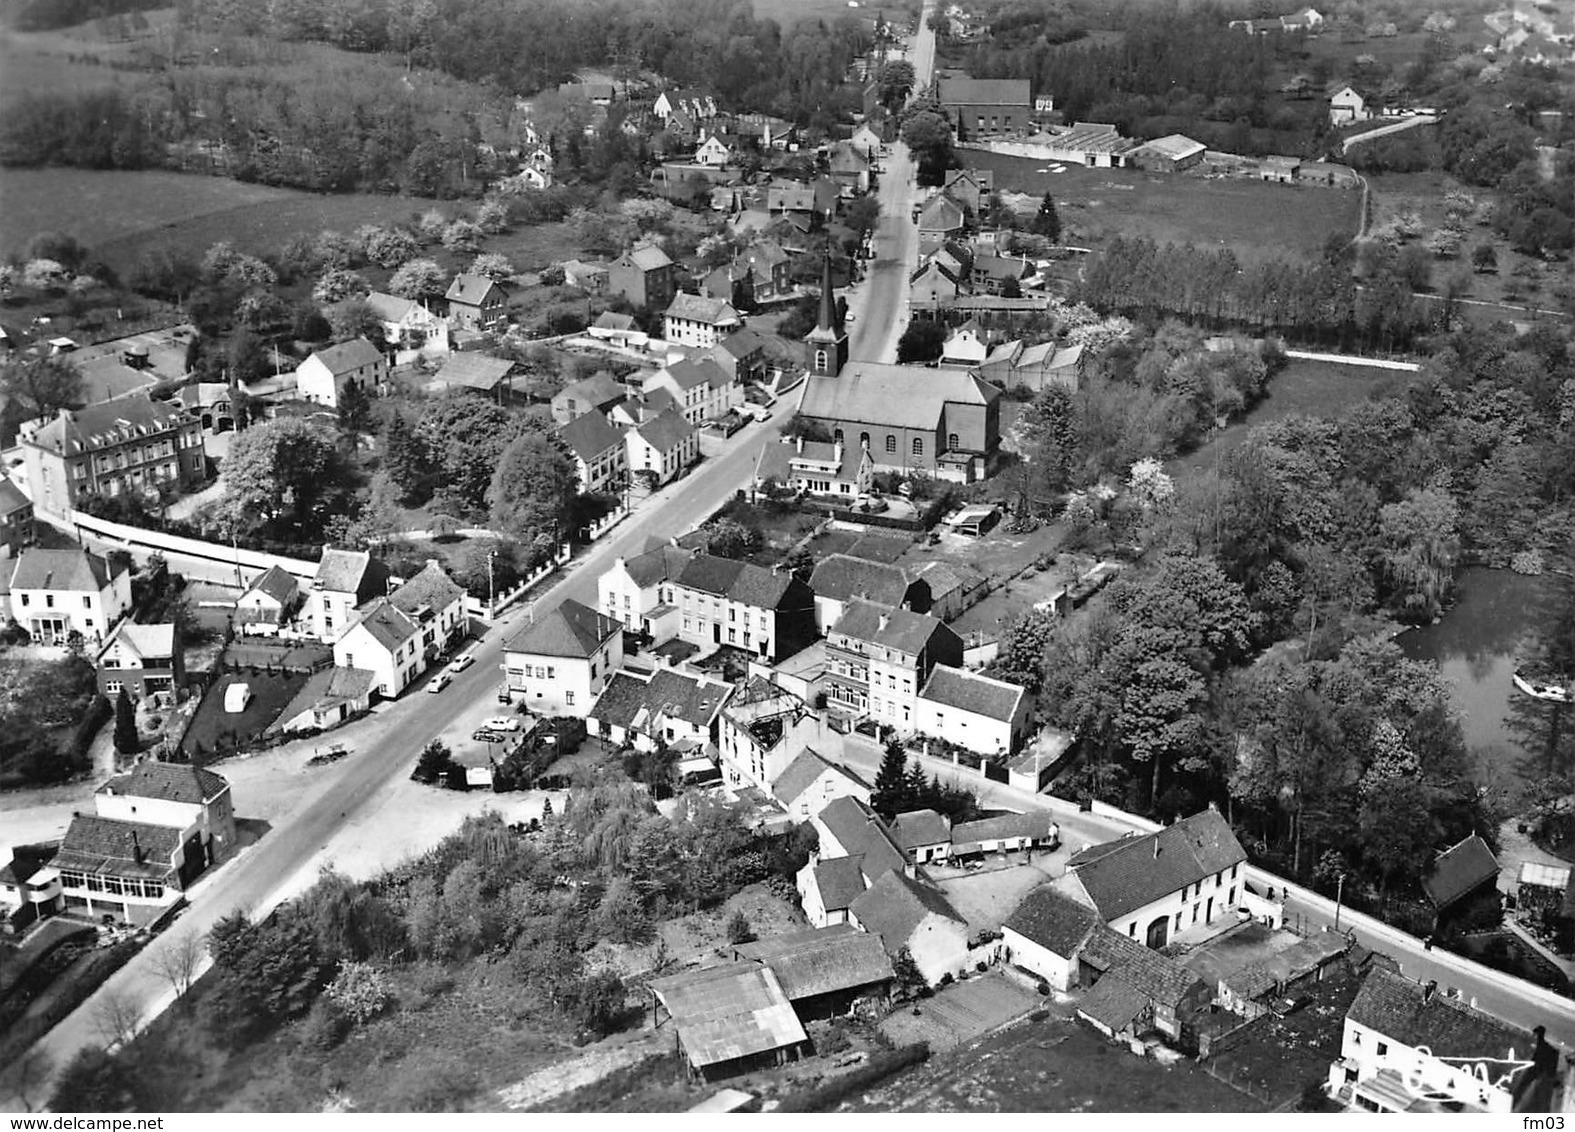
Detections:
503,598,624,716
586,665,732,752
808,554,931,634
937,77,1032,138
625,407,699,486
940,168,994,215
910,559,987,621
694,132,734,168
714,676,828,792
267,666,378,736
1074,928,1213,1044
96,621,182,701
587,311,647,350
824,600,964,726
850,122,885,158
642,356,739,425
8,547,130,646
972,252,1034,296
890,809,953,866
1329,85,1370,125
769,746,869,823
233,564,301,636
294,338,389,409
0,478,34,558
557,410,629,495
306,546,390,643
672,552,817,662
174,383,234,436
598,541,695,636
386,560,467,664
612,388,683,429
654,89,718,122
910,258,965,306
712,328,771,385
562,260,611,294
795,361,1000,481
799,795,912,928
827,142,872,194
444,273,508,332
663,293,743,350
358,292,449,362
850,869,972,985
552,371,627,426
0,848,61,933
20,397,206,521
1056,806,1248,949
942,321,990,365
757,435,876,502
1328,967,1547,1113
914,664,1032,757
1001,886,1108,991
1421,832,1501,931
609,245,680,311
332,599,425,699
916,193,967,256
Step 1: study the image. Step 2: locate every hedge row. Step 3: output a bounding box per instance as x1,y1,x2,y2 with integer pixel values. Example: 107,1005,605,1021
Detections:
774,1042,931,1113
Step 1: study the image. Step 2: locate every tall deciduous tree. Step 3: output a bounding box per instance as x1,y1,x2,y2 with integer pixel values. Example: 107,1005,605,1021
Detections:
1378,484,1460,622
388,257,445,299
0,354,82,420
486,432,578,545
222,417,340,536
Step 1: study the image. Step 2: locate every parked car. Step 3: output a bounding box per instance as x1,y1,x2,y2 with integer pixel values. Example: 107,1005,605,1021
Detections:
473,727,504,743
485,716,523,732
427,672,451,694
449,652,476,673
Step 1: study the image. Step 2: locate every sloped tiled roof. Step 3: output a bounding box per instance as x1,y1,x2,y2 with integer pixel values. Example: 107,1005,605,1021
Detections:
952,810,1055,847
818,796,907,881
649,962,807,1069
1003,887,1101,956
309,338,384,375
661,356,732,392
1349,967,1537,1066
434,352,514,391
315,547,376,595
25,396,194,456
676,553,803,611
815,855,870,912
557,371,625,410
1082,926,1202,1007
445,273,503,305
268,666,378,733
938,77,1031,106
850,870,966,953
506,599,620,659
1421,833,1499,910
845,535,909,565
11,548,116,593
557,411,626,463
734,924,894,1001
388,561,464,618
99,760,228,805
810,554,917,607
665,292,741,327
644,667,733,727
347,598,420,651
798,361,997,433
633,407,695,453
0,478,30,514
363,292,419,323
1077,970,1152,1033
831,599,959,659
1067,809,1247,921
244,564,299,605
588,671,651,731
54,815,182,879
890,809,952,850
918,665,1025,723
98,621,175,663
911,559,985,600
624,244,674,271
619,543,695,588
771,748,836,807
917,194,965,232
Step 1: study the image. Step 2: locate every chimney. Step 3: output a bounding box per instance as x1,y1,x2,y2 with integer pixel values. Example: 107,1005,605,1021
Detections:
877,613,890,632
833,437,844,465
1153,838,1161,860
795,435,804,453
131,830,144,865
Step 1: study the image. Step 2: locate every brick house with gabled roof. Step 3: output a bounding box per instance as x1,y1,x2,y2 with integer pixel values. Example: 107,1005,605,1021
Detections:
642,356,739,424
824,599,963,727
609,244,679,311
712,328,771,385
503,598,623,716
672,552,816,661
1057,806,1248,950
937,77,1032,138
444,273,508,332
557,410,628,495
97,621,183,700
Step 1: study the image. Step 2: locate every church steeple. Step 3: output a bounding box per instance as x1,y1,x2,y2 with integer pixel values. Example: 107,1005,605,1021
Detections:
803,251,849,378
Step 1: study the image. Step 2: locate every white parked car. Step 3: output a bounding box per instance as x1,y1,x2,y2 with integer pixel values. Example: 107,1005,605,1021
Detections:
427,672,452,694
485,716,522,732
449,652,475,673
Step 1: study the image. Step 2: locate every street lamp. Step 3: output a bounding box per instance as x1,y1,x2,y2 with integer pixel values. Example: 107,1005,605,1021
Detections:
487,549,498,615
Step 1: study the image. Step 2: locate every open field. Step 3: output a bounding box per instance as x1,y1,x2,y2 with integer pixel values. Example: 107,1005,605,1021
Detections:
749,0,899,27
969,154,1361,264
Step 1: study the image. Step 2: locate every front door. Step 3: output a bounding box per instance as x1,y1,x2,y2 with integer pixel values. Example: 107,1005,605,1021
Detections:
1145,916,1169,949
1206,897,1214,923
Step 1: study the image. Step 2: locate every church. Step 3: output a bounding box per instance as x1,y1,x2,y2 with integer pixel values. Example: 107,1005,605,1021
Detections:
793,257,1000,483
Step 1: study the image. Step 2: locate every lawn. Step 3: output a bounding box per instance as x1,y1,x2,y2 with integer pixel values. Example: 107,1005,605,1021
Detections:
179,669,308,760
1202,968,1362,1110
968,154,1362,265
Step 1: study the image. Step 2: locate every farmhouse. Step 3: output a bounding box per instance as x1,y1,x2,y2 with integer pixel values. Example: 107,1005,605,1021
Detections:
849,870,971,986
1002,886,1104,992
358,292,448,360
769,746,867,822
295,339,388,409
1329,85,1370,126
1074,928,1212,1043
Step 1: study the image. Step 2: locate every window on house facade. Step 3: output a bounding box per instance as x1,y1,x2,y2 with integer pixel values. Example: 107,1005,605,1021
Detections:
565,691,575,705
912,437,923,456
947,432,959,451
105,680,122,695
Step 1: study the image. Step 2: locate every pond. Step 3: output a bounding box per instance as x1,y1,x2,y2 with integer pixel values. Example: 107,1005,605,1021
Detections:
1397,566,1553,791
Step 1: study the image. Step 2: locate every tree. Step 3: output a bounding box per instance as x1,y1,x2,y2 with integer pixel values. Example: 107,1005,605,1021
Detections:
469,252,515,282
1031,191,1062,242
871,740,910,819
388,257,446,299
0,354,82,420
383,411,427,504
221,417,341,537
896,319,946,363
414,739,455,785
987,609,1056,694
49,1047,143,1113
227,328,270,386
900,110,954,183
418,394,527,515
338,380,373,438
442,219,484,252
93,987,143,1049
724,909,755,944
150,930,205,1006
0,1045,53,1113
877,60,916,110
891,945,926,995
325,961,392,1023
113,686,137,755
327,299,387,348
362,227,418,268
312,268,370,304
487,432,578,545
1472,242,1498,273
1379,485,1460,622
703,516,761,559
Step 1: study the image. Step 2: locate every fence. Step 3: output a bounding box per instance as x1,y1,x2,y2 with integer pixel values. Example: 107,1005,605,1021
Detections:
469,542,574,620
69,510,319,586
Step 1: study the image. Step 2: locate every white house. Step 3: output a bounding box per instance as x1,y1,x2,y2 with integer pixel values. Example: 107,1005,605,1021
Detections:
332,598,425,699
849,870,972,986
770,748,869,822
1056,806,1248,950
641,356,740,426
1327,968,1542,1113
586,666,732,751
307,547,390,643
1000,886,1104,992
233,564,300,636
941,320,989,365
386,561,467,664
626,407,698,486
715,676,829,792
663,292,742,349
597,542,695,636
94,761,237,869
294,339,389,409
359,292,449,364
695,133,733,167
8,548,130,646
1329,85,1369,126
503,599,623,716
914,665,1032,757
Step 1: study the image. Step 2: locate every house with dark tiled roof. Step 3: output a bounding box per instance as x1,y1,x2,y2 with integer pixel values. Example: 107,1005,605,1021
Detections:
504,599,623,716
307,546,390,642
1328,967,1546,1113
890,809,953,865
641,356,739,424
0,477,34,557
444,273,507,332
916,193,967,255
586,665,732,752
672,552,816,662
914,664,1032,756
824,600,963,727
597,541,695,636
732,924,894,1020
626,407,698,487
386,560,466,662
552,370,627,426
1074,926,1211,1042
909,559,987,621
267,666,378,735
799,853,870,928
1057,806,1248,950
809,553,930,634
1421,833,1500,924
331,598,424,699
234,564,301,636
768,744,866,821
937,77,1031,138
96,621,183,700
711,328,771,385
295,338,389,409
1002,886,1104,992
609,244,679,310
717,676,830,793
664,293,742,350
827,141,872,193
940,167,994,214
9,547,130,646
556,410,628,495
96,759,235,867
850,869,971,985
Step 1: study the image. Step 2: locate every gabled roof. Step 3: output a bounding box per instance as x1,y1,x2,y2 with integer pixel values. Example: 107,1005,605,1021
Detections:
649,962,806,1070
846,535,909,565
809,554,918,608
506,598,621,659
818,796,907,881
588,671,651,731
643,667,734,727
714,328,770,361
54,815,182,879
557,411,626,463
911,560,986,601
268,666,378,734
346,598,420,652
97,621,175,663
623,244,674,272
25,396,195,457
1137,133,1206,160
445,273,504,305
734,924,894,1000
973,252,1031,281
661,356,732,392
308,338,384,375
557,371,625,409
918,193,966,231
593,310,637,332
937,77,1032,106
388,561,465,618
243,564,299,605
798,362,998,433
362,292,423,323
952,810,1055,848
1082,925,1202,1007
850,870,966,952
767,185,815,213
434,352,514,391
665,292,741,328
633,407,695,453
918,665,1025,723
99,760,229,805
831,599,959,659
1067,808,1247,921
1421,833,1499,910
828,143,871,173
1003,886,1102,956
11,548,117,593
890,809,952,849
771,748,838,807
618,542,696,588
0,478,30,514
814,855,871,912
675,553,807,611
315,547,378,595
1077,969,1152,1033
1348,967,1536,1069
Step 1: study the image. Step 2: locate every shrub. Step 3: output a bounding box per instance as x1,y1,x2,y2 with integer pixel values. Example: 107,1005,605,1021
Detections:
774,1043,932,1113
299,999,353,1051
1036,980,1050,996
938,972,954,987
325,961,393,1024
725,910,755,944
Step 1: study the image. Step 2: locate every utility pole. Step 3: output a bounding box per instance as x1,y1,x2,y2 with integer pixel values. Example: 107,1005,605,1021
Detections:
487,548,497,616
1334,873,1346,933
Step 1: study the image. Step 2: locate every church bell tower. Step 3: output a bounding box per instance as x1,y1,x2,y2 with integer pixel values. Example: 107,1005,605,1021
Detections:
803,252,849,378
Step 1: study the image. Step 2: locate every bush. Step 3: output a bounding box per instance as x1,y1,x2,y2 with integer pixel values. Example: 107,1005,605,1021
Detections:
725,910,755,944
325,961,393,1024
299,999,353,1052
774,1043,932,1113
1036,980,1050,996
